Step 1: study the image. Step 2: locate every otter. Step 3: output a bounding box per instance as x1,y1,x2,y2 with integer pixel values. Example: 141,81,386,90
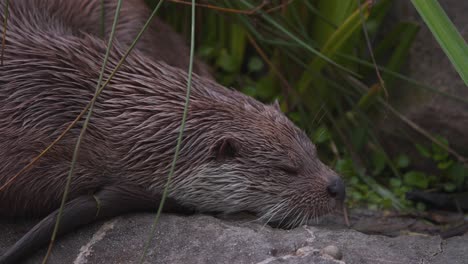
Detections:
2,0,212,78
0,0,345,263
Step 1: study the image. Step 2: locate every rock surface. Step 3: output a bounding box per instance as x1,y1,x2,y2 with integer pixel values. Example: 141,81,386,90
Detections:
1,213,467,264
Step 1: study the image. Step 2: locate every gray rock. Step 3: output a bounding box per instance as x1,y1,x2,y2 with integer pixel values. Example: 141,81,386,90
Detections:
1,213,467,264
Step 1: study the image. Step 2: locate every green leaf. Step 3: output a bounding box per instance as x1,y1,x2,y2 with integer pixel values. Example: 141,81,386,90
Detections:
242,85,257,97
255,74,280,100
447,163,467,187
248,57,264,73
198,46,216,59
415,143,431,158
416,202,426,212
411,0,468,85
351,191,363,201
218,74,237,87
443,183,456,192
349,176,359,185
403,171,429,189
382,198,393,209
216,50,238,73
371,150,386,176
395,154,410,168
437,159,453,170
287,112,301,124
350,127,367,151
335,158,356,177
431,136,449,161
312,126,331,144
428,174,438,185
357,171,403,210
390,178,402,188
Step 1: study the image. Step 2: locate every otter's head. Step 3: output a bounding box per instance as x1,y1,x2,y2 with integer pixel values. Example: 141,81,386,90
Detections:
170,92,345,228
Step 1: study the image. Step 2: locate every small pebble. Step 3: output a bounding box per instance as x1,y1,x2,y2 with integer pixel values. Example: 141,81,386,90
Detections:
295,246,315,256
320,245,342,260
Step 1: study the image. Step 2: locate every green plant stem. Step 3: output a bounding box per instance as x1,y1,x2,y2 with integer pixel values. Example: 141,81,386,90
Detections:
344,73,468,167
138,0,196,262
358,0,386,97
41,1,124,263
337,53,468,105
297,0,370,93
238,0,358,77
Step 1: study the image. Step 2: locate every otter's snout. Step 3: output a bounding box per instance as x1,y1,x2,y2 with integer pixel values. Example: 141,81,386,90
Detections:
326,177,345,201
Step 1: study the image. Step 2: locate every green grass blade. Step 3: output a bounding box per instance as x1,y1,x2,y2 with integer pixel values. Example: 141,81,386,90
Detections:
229,22,246,72
365,0,392,36
357,22,419,109
139,0,195,262
42,1,123,263
337,53,468,105
312,0,356,46
297,0,371,93
381,23,419,88
238,0,359,77
411,0,468,85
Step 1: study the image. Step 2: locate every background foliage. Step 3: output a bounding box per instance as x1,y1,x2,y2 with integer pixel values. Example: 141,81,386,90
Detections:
147,0,468,211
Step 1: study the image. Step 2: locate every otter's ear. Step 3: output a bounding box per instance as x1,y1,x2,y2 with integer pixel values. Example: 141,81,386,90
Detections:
272,99,281,111
212,137,239,160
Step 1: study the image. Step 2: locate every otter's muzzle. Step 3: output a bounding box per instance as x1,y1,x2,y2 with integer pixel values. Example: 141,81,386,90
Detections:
326,177,346,201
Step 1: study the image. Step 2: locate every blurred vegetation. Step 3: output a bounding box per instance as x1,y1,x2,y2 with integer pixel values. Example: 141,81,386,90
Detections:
147,0,468,211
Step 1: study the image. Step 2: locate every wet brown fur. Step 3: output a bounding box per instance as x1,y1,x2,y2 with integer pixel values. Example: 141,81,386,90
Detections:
0,0,344,262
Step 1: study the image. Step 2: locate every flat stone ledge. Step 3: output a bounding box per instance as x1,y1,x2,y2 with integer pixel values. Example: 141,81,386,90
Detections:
1,214,466,264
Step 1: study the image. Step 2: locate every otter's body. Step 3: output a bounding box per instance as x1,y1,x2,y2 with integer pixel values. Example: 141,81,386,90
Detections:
0,0,344,263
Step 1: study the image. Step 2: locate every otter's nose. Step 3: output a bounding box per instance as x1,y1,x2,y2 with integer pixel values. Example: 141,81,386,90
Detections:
326,177,345,201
